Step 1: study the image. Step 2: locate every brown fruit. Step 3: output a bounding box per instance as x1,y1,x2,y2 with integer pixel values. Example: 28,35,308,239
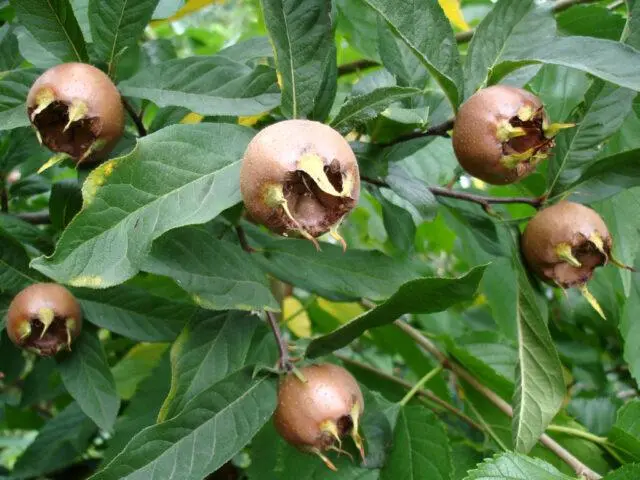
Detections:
7,283,83,356
453,85,572,185
274,363,365,469
521,201,632,318
27,63,125,165
240,120,360,249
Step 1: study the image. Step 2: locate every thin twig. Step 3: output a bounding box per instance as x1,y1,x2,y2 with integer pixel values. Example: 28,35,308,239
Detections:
15,210,50,224
121,97,147,137
265,311,291,372
394,320,603,480
379,118,455,146
362,175,544,210
337,59,380,76
235,225,255,253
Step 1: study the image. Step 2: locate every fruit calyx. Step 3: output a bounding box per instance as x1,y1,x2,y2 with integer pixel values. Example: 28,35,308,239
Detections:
7,283,83,356
273,363,365,470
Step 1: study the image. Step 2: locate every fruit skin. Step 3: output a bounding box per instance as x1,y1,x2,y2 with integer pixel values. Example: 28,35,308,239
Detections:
26,63,124,164
274,364,364,452
452,85,553,185
7,283,83,356
521,201,611,288
240,120,360,241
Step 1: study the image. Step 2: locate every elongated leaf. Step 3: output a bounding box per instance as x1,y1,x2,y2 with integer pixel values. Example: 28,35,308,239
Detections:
621,268,640,385
464,0,554,96
159,311,274,421
0,214,53,254
362,0,463,108
111,343,168,400
464,452,574,480
330,86,420,134
49,180,83,231
246,225,420,301
102,352,171,465
11,402,97,479
118,57,280,116
623,0,640,50
0,68,41,131
142,225,278,312
91,369,277,480
512,259,564,454
548,83,636,195
74,284,196,341
492,35,640,92
608,399,640,462
0,25,22,74
89,0,160,73
57,329,120,432
31,123,253,287
306,265,486,358
380,406,452,480
604,465,640,480
566,148,640,204
386,164,438,220
0,233,42,294
10,0,88,63
261,0,333,119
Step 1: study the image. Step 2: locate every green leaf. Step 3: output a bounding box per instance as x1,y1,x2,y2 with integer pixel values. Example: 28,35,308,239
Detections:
380,405,452,480
464,0,554,96
102,352,171,465
556,4,626,41
608,399,640,462
0,233,42,294
14,24,63,67
247,225,420,301
604,465,640,480
361,0,463,108
376,192,416,255
89,0,160,74
158,311,274,421
57,329,120,432
261,0,333,119
11,402,97,479
74,284,195,341
0,331,25,383
526,65,591,123
512,258,565,454
70,0,92,42
463,452,574,480
623,0,640,50
0,127,49,174
306,265,486,358
330,86,420,135
621,269,640,385
31,123,254,287
481,258,517,341
0,214,54,253
377,17,428,88
492,35,640,92
118,57,280,116
0,25,22,74
49,179,83,231
566,148,640,204
385,164,438,220
10,0,88,63
91,369,277,480
111,343,168,400
548,82,636,195
142,225,279,312
0,68,42,131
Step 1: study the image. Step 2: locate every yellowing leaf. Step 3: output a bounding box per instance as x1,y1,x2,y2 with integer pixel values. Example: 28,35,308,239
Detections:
438,0,470,31
180,112,204,124
238,115,263,127
316,298,364,324
283,296,312,338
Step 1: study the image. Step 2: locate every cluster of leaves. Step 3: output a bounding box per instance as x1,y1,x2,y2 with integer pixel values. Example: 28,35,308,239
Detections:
0,0,640,479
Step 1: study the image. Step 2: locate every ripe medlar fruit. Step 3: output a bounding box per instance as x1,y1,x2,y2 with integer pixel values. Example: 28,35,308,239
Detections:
452,85,572,185
27,63,125,165
6,283,82,356
274,363,365,470
521,201,631,318
240,120,360,249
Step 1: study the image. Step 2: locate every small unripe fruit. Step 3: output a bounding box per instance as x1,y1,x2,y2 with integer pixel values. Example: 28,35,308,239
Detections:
240,120,360,249
274,364,365,470
453,85,572,185
521,201,631,318
27,63,125,165
7,283,82,356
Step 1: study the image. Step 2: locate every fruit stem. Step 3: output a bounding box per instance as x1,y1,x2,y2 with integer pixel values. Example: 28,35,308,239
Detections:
121,97,147,137
399,365,443,407
265,310,292,372
235,225,255,253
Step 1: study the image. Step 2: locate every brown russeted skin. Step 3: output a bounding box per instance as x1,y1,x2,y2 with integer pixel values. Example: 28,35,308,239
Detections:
453,85,563,185
274,364,365,468
7,283,83,356
26,63,125,165
240,120,360,247
521,201,611,288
